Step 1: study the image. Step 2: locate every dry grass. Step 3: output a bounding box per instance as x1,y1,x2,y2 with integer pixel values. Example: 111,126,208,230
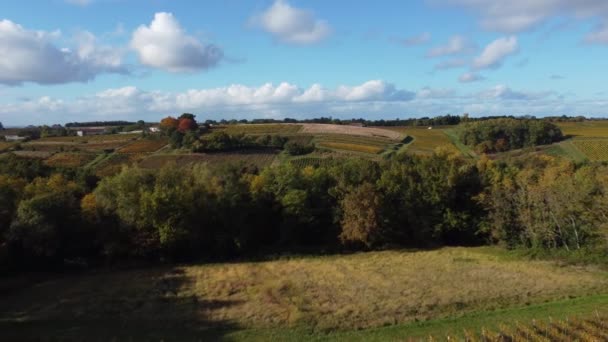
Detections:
557,121,608,138
2,248,605,332
301,124,403,140
44,153,97,168
382,127,459,155
118,138,168,153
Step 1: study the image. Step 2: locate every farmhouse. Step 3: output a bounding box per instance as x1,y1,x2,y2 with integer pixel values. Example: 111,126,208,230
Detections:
4,135,26,142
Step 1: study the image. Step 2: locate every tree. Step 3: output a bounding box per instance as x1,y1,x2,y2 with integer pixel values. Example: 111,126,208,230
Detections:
0,122,4,130
178,118,198,133
159,116,179,133
339,182,383,248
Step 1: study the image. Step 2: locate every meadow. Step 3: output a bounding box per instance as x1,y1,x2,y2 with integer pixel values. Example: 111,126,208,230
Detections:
1,247,607,340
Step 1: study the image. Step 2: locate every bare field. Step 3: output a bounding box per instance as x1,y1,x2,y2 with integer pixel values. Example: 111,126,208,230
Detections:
220,124,302,135
301,124,403,140
11,150,54,159
1,247,605,332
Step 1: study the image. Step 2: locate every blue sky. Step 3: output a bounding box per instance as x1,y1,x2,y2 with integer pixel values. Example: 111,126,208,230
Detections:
0,0,607,125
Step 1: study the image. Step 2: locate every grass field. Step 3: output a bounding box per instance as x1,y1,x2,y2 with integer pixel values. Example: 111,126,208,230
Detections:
118,138,168,153
381,127,460,155
44,153,97,168
2,247,606,340
139,151,278,169
220,124,302,135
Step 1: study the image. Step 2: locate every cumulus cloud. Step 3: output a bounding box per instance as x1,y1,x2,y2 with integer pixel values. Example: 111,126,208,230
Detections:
3,82,602,125
473,36,518,70
426,35,473,57
250,0,331,44
459,72,485,83
0,19,126,86
131,12,224,72
399,32,432,46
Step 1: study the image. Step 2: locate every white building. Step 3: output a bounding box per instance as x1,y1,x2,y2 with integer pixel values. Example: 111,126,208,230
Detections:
5,135,26,142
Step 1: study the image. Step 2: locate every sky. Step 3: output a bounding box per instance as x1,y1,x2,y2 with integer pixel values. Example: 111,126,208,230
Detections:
0,0,607,125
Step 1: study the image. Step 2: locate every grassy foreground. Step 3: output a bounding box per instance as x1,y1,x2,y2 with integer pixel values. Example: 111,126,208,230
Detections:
1,247,607,340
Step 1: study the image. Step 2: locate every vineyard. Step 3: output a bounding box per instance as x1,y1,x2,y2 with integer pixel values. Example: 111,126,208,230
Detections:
118,138,168,153
285,134,314,145
556,121,608,138
571,139,608,161
314,134,393,154
317,141,384,154
94,153,146,177
220,124,302,135
435,313,608,341
381,127,460,155
139,151,278,169
289,157,335,168
44,153,97,168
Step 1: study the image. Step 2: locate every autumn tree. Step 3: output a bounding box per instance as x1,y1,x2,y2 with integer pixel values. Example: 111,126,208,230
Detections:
159,116,179,134
339,182,383,248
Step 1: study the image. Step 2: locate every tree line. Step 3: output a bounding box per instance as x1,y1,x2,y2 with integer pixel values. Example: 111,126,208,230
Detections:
1,147,607,272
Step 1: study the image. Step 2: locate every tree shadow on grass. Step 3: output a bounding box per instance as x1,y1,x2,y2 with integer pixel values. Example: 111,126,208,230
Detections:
0,267,244,341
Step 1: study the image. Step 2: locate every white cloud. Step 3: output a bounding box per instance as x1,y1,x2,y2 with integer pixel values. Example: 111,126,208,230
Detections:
585,22,608,44
250,0,331,44
2,82,603,125
478,84,553,101
473,36,518,70
400,32,432,46
416,87,455,99
437,1,608,43
459,72,485,83
131,12,223,72
0,19,126,86
426,35,473,57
